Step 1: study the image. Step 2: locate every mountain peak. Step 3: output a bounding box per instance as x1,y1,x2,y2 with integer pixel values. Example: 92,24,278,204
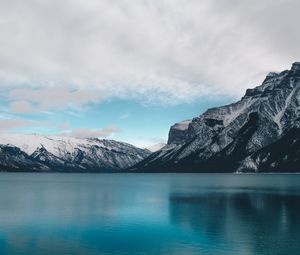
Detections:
291,62,300,71
132,62,300,173
0,133,150,172
167,120,192,145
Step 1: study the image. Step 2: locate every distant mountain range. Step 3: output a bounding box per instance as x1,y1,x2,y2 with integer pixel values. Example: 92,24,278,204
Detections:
1,63,300,173
0,133,150,172
131,62,300,173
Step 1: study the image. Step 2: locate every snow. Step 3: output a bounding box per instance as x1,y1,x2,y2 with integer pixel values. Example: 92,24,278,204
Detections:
0,133,150,171
237,157,258,172
0,133,107,156
144,143,166,152
173,120,191,131
273,86,295,134
223,98,256,126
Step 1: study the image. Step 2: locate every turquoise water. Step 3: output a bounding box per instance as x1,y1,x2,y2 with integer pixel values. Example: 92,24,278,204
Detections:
0,173,299,255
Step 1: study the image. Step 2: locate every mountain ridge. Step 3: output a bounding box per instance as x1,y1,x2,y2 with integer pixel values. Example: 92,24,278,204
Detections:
131,62,300,173
0,133,150,172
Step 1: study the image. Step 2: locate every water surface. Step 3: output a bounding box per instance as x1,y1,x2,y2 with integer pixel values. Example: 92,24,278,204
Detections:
0,173,299,255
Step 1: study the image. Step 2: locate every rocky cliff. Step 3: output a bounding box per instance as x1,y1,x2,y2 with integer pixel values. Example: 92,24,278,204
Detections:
132,62,300,173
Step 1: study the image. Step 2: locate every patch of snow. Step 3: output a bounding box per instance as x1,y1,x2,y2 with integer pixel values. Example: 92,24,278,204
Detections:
223,98,256,126
274,85,295,134
0,133,109,157
172,120,191,131
237,157,258,172
144,143,166,152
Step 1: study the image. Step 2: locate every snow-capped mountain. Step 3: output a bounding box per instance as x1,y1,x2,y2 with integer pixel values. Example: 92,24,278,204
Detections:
132,62,300,173
0,133,151,172
144,143,167,152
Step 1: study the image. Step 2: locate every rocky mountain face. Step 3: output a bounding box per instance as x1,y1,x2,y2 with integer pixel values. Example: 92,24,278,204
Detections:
0,134,150,172
132,62,300,173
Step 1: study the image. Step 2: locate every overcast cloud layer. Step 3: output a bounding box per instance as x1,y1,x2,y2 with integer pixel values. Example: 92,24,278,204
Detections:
0,0,299,141
0,0,299,107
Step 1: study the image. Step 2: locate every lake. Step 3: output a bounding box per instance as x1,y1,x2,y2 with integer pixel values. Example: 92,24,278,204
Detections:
0,173,299,255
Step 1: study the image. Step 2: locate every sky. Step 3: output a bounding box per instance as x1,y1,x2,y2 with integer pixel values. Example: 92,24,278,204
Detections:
0,0,299,147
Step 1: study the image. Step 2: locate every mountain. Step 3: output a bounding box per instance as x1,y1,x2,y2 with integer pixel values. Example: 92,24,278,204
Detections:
131,62,300,173
0,133,150,172
144,143,167,152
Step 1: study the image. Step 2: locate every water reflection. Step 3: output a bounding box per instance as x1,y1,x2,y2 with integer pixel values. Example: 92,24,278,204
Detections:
0,173,299,255
169,191,300,254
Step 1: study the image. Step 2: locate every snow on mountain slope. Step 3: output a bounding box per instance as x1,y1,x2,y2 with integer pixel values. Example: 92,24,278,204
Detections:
144,143,166,152
0,133,90,156
0,133,151,172
132,62,300,173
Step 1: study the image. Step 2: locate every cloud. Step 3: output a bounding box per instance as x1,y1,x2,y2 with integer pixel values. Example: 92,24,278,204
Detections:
58,122,70,130
9,87,102,112
0,0,299,106
0,119,33,130
120,113,130,120
62,125,121,139
9,100,35,114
